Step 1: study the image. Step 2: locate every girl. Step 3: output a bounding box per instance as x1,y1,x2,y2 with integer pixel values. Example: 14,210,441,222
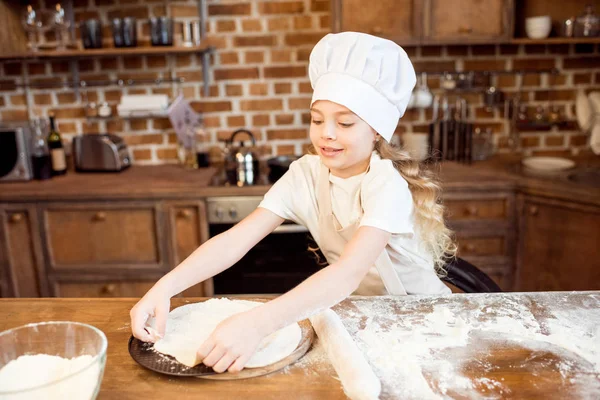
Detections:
130,31,456,374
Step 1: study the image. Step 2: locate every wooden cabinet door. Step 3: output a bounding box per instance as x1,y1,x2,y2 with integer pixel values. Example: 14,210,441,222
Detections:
515,196,600,292
423,0,513,44
0,205,47,297
167,201,212,297
332,0,421,43
42,202,167,272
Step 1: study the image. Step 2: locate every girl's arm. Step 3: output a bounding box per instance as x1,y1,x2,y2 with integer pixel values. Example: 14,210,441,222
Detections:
130,207,284,341
197,225,390,372
156,207,284,297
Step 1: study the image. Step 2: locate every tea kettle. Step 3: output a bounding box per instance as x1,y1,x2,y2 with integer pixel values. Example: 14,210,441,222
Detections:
224,129,259,186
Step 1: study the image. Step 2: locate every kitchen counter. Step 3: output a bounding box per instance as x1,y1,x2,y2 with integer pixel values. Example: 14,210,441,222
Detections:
1,293,599,399
1,156,598,205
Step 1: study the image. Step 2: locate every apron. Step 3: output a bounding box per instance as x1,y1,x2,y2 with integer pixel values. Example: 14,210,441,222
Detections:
316,163,407,296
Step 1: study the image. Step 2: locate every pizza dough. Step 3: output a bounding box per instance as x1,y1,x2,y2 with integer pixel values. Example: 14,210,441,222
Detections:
153,298,302,368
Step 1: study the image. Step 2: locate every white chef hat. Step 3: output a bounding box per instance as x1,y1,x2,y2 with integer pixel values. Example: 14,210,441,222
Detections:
309,32,416,142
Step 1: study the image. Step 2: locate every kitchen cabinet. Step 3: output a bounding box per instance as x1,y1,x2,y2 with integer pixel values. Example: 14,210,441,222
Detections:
423,0,514,44
0,199,212,298
42,202,166,271
0,204,47,297
331,0,422,44
515,195,600,292
445,192,517,291
331,0,514,45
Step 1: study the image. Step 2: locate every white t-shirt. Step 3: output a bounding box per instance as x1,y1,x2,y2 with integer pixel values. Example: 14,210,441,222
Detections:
259,152,451,295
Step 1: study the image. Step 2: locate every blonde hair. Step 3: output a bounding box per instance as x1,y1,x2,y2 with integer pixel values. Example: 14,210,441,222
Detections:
374,139,456,274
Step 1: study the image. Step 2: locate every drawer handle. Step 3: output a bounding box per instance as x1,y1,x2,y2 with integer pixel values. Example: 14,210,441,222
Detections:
465,206,479,216
465,243,476,252
9,213,24,223
93,212,107,222
529,206,539,216
458,26,473,34
101,284,116,295
177,209,192,219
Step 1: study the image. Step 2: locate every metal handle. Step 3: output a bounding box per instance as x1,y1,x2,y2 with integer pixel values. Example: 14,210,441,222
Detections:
101,283,116,295
465,206,479,216
9,213,24,223
529,206,539,216
273,224,309,234
93,211,107,221
458,26,473,34
177,209,192,219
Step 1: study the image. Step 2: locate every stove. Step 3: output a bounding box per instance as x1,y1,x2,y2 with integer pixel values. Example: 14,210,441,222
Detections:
209,164,271,188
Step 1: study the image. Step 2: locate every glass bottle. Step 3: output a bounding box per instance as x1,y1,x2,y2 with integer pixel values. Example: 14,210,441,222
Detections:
30,118,52,180
574,5,600,37
47,114,67,176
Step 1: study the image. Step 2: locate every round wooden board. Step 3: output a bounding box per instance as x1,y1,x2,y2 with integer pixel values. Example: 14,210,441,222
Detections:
197,318,314,381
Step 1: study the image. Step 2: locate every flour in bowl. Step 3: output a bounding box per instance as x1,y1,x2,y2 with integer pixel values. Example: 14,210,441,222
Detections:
0,354,101,400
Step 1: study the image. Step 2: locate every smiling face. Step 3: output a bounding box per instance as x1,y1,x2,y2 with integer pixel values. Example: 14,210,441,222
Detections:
309,100,378,178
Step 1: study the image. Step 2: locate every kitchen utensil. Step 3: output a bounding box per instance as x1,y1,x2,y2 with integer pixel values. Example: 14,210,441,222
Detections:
441,96,450,160
181,21,193,47
267,155,301,182
574,4,599,37
413,72,433,108
0,321,107,399
525,15,552,39
72,133,131,172
484,86,504,111
522,157,575,172
128,300,314,379
112,17,137,47
150,17,174,46
192,20,202,45
81,19,103,49
472,127,494,161
225,129,260,186
428,95,441,160
576,89,594,132
563,16,576,37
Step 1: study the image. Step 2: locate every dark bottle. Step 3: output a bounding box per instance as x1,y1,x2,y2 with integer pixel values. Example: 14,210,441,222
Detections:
47,114,67,176
30,118,52,180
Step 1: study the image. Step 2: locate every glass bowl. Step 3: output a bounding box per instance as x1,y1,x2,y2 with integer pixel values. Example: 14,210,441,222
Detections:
0,321,107,400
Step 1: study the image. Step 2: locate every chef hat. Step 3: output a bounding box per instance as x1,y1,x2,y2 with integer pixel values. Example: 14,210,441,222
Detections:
309,32,416,142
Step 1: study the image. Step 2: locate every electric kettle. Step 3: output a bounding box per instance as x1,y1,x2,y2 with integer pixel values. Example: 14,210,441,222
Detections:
224,129,259,186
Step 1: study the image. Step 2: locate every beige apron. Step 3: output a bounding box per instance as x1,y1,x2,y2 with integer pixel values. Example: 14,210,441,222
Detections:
316,163,407,296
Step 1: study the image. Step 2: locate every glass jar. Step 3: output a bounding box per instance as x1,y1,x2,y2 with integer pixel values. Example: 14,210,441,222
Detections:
574,5,600,37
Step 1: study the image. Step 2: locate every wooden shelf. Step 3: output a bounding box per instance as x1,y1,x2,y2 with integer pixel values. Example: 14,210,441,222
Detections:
0,44,215,61
510,37,600,45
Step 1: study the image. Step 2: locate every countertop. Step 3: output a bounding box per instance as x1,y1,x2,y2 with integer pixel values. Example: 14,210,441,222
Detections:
1,156,599,206
1,293,599,399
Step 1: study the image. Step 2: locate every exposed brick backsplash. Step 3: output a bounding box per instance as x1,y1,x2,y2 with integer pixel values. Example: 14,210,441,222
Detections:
1,0,599,165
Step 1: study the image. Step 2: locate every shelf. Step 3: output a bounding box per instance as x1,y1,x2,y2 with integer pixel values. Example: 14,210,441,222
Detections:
87,112,169,121
0,44,216,62
510,37,600,45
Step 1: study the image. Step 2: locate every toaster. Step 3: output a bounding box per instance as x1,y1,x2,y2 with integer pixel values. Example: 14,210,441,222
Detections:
72,133,131,172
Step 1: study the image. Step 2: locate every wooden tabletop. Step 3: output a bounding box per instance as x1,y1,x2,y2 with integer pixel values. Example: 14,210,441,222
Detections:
1,293,599,399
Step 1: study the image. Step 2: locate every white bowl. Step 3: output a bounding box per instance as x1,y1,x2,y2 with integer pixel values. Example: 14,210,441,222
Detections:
525,16,551,39
0,321,107,400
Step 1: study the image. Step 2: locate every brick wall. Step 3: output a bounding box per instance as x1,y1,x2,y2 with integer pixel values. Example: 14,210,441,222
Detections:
1,0,599,164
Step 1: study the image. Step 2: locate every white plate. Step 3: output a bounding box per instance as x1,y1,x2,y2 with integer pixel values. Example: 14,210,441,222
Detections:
522,157,575,172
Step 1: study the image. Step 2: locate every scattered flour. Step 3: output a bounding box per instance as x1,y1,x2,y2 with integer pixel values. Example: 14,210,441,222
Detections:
0,354,101,400
334,292,600,400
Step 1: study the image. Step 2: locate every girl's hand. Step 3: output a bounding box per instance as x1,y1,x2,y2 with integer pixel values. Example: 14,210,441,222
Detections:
197,311,268,373
130,286,171,343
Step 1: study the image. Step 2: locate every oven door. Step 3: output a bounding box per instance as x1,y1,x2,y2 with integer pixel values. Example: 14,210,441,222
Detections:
211,222,324,295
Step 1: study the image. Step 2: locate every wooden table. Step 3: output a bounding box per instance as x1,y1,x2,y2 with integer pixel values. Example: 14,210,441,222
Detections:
1,293,599,399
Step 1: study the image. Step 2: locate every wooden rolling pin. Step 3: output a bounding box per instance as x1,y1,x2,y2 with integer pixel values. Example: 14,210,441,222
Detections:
309,309,381,400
